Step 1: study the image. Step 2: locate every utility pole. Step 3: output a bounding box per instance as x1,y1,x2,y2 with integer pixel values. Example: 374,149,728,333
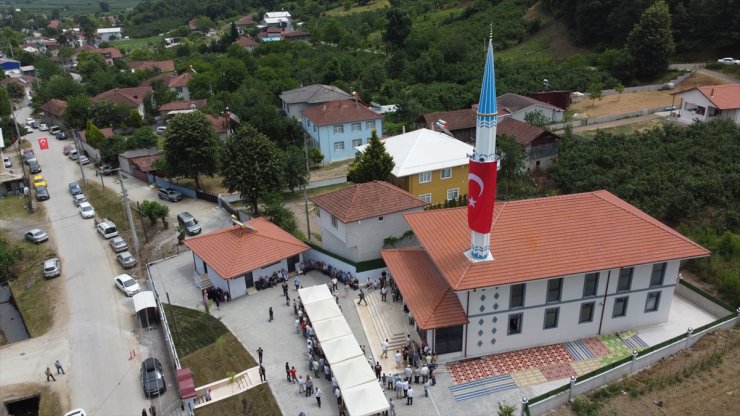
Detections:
118,169,141,258
8,100,32,211
303,135,311,241
72,130,87,185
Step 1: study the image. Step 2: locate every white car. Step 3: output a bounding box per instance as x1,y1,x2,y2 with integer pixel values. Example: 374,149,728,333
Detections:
39,123,49,131
79,202,95,219
114,273,141,296
25,117,35,126
3,156,11,167
79,155,90,165
717,57,740,65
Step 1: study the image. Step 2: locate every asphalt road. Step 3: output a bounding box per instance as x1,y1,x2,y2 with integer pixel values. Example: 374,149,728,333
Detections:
0,105,177,415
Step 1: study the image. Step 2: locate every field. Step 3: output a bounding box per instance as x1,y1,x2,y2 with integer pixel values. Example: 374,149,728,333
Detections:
111,35,164,50
4,0,142,15
553,328,740,416
324,0,390,17
577,118,676,138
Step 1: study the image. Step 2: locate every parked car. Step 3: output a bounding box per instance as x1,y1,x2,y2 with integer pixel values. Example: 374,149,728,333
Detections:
55,131,67,140
31,120,39,129
79,155,90,165
158,187,183,202
25,228,48,243
717,57,740,65
29,161,42,174
177,212,201,235
140,358,166,397
3,156,11,167
72,194,87,206
23,151,36,164
49,126,61,135
63,144,73,155
116,251,137,269
33,175,46,188
109,236,128,253
99,164,113,175
96,219,118,239
43,257,61,278
79,202,95,219
69,181,82,195
39,123,49,131
69,151,79,161
25,117,35,126
35,185,49,201
114,273,141,296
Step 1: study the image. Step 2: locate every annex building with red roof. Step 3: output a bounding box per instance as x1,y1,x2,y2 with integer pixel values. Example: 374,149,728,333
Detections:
382,190,710,358
185,217,310,299
671,83,740,125
310,181,427,263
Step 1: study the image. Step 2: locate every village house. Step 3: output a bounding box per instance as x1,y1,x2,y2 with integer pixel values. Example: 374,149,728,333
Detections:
234,15,256,35
128,60,175,73
40,98,67,126
93,86,152,118
496,117,560,171
301,99,383,163
279,84,352,120
96,27,122,42
158,99,208,119
165,72,193,100
356,128,473,205
117,148,163,183
76,45,123,66
0,75,37,100
234,36,259,51
671,84,740,125
498,92,565,123
310,181,427,263
261,11,293,31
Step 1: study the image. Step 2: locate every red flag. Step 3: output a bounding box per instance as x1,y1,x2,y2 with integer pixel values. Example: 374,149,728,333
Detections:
467,160,498,234
38,137,49,150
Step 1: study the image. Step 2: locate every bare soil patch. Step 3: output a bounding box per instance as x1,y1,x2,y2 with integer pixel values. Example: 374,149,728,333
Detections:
570,72,731,118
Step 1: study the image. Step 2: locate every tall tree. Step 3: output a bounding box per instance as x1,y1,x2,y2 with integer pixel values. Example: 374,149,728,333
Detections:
347,130,395,183
383,6,412,51
163,112,220,189
284,146,309,192
626,0,675,80
496,134,524,193
220,124,285,215
85,120,105,149
63,95,91,129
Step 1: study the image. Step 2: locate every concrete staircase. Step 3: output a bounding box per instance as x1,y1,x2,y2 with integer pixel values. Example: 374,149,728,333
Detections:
364,291,408,353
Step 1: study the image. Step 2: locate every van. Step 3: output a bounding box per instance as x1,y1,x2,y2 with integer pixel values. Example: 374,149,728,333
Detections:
96,219,118,239
177,212,201,235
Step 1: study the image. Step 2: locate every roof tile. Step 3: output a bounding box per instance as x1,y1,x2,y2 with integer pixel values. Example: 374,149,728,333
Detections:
302,100,382,126
310,181,427,223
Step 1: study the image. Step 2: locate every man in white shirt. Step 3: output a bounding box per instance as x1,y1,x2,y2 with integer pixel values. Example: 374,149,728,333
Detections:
395,350,402,369
406,386,414,405
315,387,322,408
381,339,389,358
334,387,342,405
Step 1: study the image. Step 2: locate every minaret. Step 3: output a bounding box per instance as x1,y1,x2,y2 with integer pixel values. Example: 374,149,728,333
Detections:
466,34,499,261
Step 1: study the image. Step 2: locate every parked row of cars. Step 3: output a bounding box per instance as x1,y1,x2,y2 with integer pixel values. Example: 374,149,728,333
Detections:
24,117,67,139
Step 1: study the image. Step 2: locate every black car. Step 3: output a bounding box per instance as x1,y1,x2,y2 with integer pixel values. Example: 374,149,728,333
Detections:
29,161,42,174
158,187,183,202
69,182,82,196
55,131,67,140
99,164,113,176
36,185,50,201
140,358,166,398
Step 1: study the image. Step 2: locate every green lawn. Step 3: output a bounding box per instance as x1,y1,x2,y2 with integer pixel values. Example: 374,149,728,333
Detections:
578,119,677,138
10,0,142,15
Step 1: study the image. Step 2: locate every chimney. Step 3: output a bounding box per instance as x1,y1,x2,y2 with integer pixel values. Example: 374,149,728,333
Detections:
710,88,714,97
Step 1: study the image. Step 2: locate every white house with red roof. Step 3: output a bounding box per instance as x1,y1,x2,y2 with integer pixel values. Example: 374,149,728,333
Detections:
93,86,152,118
671,84,740,125
310,181,427,263
185,217,310,299
301,99,383,163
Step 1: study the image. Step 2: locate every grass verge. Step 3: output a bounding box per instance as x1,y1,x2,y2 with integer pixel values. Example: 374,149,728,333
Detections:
163,305,280,416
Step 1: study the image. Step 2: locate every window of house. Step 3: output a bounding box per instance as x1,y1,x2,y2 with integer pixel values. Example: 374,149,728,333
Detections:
419,194,432,204
617,268,633,292
176,87,183,93
334,142,345,151
366,121,374,130
613,296,629,317
447,188,459,201
544,307,559,329
351,122,361,132
650,263,666,287
419,171,432,183
508,313,523,335
352,139,362,147
510,284,525,309
313,125,317,132
579,302,595,323
331,215,338,228
333,125,344,134
378,216,384,222
546,278,563,303
440,167,452,179
316,209,320,217
583,273,599,297
645,291,661,312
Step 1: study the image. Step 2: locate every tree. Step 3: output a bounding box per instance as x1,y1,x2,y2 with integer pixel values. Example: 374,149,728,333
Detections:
496,134,524,193
63,95,91,129
347,130,394,183
383,6,412,51
85,120,106,149
99,2,110,13
524,110,549,129
626,0,675,80
587,83,603,106
615,83,625,102
89,100,130,128
0,237,22,281
0,88,11,117
140,200,169,227
163,112,219,189
263,193,298,234
127,127,157,150
284,146,309,192
308,147,324,169
220,124,285,215
497,402,516,416
77,16,98,47
98,135,126,165
129,110,143,128
5,83,24,102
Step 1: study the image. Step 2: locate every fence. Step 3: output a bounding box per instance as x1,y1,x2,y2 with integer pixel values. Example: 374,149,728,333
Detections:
148,175,197,198
550,106,668,131
146,257,184,371
524,280,738,415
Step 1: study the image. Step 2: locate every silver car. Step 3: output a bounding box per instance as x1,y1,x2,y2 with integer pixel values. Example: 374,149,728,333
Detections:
116,251,137,269
109,236,128,253
72,194,87,206
25,228,49,244
43,258,61,278
79,202,95,219
114,273,141,296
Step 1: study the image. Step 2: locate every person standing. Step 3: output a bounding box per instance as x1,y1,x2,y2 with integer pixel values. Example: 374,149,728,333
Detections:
381,339,389,358
421,364,429,383
259,365,266,382
269,306,274,322
402,379,409,398
257,347,264,364
290,366,298,383
298,375,305,394
294,276,301,291
406,386,414,405
285,362,292,382
424,379,430,397
324,363,331,380
389,398,396,416
54,360,65,374
293,298,298,315
45,367,55,382
395,350,402,369
305,376,313,397
374,362,382,381
332,277,338,291
395,376,403,399
381,285,388,302
314,387,322,408
404,365,412,382
357,289,367,305
344,283,350,297
334,386,342,405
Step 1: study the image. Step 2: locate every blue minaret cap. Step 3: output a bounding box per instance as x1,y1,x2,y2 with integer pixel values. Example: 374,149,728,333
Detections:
477,37,497,115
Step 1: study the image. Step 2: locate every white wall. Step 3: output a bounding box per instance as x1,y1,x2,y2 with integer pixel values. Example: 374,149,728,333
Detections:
302,248,388,281
677,89,711,124
345,209,421,262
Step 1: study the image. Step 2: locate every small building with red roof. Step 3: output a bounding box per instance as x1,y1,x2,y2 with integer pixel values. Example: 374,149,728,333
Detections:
234,36,259,51
310,181,427,262
128,60,175,73
382,190,710,358
76,45,123,65
671,83,740,125
93,86,152,118
165,72,193,100
301,99,383,163
185,217,310,298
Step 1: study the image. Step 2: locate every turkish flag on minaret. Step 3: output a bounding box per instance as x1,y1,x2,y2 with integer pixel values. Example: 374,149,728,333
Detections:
38,137,49,150
467,160,498,234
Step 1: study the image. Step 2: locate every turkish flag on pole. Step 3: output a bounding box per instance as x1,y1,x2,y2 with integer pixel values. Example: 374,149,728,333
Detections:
38,137,49,150
467,160,498,234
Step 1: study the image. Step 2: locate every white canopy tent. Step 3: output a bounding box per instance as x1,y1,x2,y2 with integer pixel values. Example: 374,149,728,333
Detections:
330,356,376,390
342,382,390,416
298,284,334,304
302,298,342,322
312,316,352,343
321,334,364,364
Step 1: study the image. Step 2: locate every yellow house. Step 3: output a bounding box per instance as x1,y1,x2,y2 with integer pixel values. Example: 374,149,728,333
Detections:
357,128,473,205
